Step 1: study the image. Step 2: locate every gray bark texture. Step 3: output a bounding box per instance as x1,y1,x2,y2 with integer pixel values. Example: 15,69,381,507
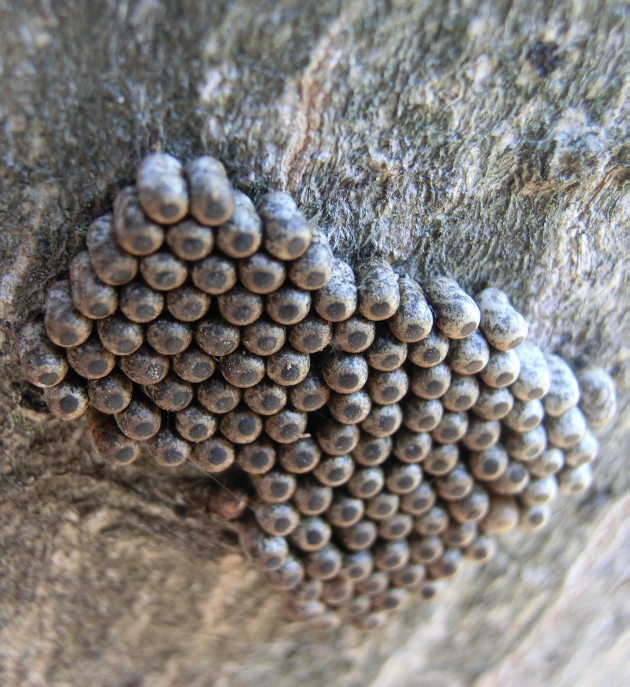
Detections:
0,1,628,686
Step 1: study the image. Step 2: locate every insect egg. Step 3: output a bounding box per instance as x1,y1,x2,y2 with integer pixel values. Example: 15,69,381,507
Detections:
21,154,618,630
389,276,433,343
137,152,189,224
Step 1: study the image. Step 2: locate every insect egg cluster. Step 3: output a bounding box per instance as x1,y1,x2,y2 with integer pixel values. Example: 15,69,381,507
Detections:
18,152,618,631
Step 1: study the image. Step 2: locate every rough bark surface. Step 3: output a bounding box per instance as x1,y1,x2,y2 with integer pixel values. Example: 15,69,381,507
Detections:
0,1,628,686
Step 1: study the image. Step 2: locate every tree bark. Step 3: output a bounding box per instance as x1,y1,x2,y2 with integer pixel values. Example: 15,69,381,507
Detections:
0,1,628,686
